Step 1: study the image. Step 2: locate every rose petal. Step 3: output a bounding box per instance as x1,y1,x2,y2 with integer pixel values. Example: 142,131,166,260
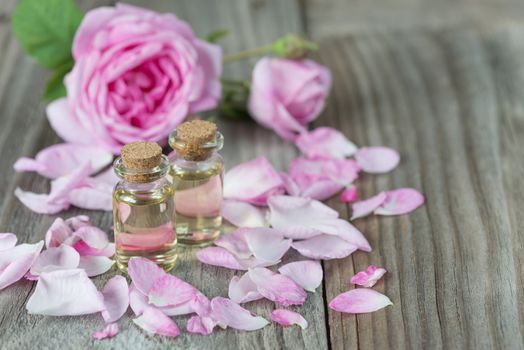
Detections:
93,323,119,340
133,306,180,337
14,188,69,215
351,265,387,287
355,147,400,173
75,242,115,258
271,309,308,329
30,245,80,276
13,143,113,179
329,288,393,314
223,157,285,206
279,172,301,197
196,247,245,270
374,188,425,216
46,98,95,146
45,218,74,248
228,273,264,304
101,275,129,323
73,225,109,250
244,228,292,262
248,267,307,306
0,233,17,251
148,274,197,307
340,186,359,203
0,241,44,290
68,187,112,211
295,127,357,159
291,235,358,260
26,269,105,315
128,257,166,295
221,200,268,228
278,260,323,292
351,192,388,220
129,283,148,316
214,229,252,260
210,297,269,331
186,315,217,335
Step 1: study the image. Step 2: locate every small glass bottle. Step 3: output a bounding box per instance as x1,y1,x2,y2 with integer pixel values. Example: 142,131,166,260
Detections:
112,141,177,272
168,120,224,246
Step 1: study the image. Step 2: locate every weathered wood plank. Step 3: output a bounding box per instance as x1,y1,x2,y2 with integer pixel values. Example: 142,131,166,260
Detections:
314,25,524,350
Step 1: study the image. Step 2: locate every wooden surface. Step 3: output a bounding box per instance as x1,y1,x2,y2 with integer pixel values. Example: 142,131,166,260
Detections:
1,0,524,349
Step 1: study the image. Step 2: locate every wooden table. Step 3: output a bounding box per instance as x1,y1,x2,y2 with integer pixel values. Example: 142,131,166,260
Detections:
1,0,523,349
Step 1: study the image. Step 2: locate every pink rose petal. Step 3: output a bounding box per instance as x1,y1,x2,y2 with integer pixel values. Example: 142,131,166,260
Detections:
101,275,129,323
133,306,180,338
13,143,113,179
78,256,115,277
223,157,285,206
329,288,393,314
73,225,109,250
291,234,358,260
148,274,197,307
317,219,371,252
128,257,166,295
351,192,388,220
93,323,119,340
244,228,292,262
129,283,149,316
221,200,268,228
187,315,217,335
271,309,308,329
340,186,359,203
0,233,17,251
68,186,112,211
0,241,44,290
30,245,80,276
279,172,301,197
248,267,307,306
355,147,400,174
374,188,425,216
45,218,74,248
278,260,323,292
210,297,269,331
26,269,105,315
214,229,252,260
351,265,387,287
295,127,357,159
196,247,245,270
228,273,264,304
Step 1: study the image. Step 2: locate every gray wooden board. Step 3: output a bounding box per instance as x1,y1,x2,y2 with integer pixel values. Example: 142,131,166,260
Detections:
1,0,524,349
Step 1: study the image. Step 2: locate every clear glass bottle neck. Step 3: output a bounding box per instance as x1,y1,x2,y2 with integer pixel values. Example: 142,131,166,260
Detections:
114,154,170,184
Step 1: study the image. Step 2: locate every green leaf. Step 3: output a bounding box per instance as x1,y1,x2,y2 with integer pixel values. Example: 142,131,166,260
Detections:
44,61,74,101
205,29,229,43
12,0,82,70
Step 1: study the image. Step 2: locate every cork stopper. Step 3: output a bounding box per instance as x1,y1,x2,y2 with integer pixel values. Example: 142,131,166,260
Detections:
120,141,162,182
174,120,218,161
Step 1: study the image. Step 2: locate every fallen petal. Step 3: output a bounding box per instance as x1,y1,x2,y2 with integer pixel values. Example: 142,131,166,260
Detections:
279,172,301,197
196,247,245,270
128,257,166,295
292,235,358,260
93,323,119,340
271,309,308,329
351,265,387,287
351,192,388,220
244,228,291,262
329,288,393,313
187,315,217,335
374,188,425,216
214,229,252,260
133,306,180,337
340,186,359,203
30,245,80,276
68,187,112,211
295,127,357,159
210,297,269,331
101,275,129,323
0,241,44,290
148,274,197,308
248,267,307,306
228,273,263,304
26,269,105,315
0,233,17,251
221,200,268,228
78,256,115,277
73,225,109,250
45,218,74,248
129,283,148,316
14,188,69,214
278,260,323,292
355,147,400,174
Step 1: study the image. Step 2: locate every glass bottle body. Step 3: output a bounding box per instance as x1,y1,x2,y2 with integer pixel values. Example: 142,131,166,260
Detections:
113,176,177,272
170,152,224,246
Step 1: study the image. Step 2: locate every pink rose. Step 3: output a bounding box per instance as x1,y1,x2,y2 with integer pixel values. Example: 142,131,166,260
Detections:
248,57,331,140
47,4,222,154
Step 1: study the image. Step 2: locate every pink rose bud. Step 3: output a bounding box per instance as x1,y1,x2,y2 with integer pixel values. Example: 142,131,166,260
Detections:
248,58,332,140
47,4,222,154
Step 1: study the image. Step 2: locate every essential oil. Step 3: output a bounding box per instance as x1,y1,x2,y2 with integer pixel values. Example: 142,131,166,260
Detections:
169,120,224,246
113,141,177,272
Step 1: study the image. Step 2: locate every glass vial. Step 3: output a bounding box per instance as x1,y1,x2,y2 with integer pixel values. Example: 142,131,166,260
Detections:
112,141,177,272
169,120,224,246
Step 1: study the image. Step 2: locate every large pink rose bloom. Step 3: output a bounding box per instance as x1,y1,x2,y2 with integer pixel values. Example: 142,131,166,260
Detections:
47,4,222,154
248,57,331,140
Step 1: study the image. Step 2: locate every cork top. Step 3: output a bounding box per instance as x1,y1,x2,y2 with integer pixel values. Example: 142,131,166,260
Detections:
117,141,166,183
170,120,221,161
